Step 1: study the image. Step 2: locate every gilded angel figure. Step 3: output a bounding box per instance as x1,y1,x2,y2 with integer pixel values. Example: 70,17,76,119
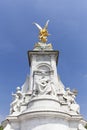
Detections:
33,20,50,43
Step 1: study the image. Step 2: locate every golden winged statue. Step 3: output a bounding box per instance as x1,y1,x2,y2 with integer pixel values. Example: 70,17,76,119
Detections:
33,20,50,43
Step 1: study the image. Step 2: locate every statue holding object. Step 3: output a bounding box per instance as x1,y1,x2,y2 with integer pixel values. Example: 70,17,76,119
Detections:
33,20,50,43
33,20,53,50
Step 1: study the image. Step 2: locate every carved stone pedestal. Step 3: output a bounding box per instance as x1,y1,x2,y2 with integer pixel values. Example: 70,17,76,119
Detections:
2,49,87,130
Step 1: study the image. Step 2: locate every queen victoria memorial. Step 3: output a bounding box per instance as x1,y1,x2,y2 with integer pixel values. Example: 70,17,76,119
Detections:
2,20,87,130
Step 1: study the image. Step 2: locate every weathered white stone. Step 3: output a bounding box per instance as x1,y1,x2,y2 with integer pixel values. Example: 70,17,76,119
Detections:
2,49,87,130
3,123,14,130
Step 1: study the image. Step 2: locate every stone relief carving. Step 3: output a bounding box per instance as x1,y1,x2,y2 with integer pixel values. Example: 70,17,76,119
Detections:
35,76,56,96
34,76,52,95
36,63,52,72
32,69,57,97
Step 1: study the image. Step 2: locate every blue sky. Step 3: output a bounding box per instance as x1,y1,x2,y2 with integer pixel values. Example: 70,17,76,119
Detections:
0,0,87,123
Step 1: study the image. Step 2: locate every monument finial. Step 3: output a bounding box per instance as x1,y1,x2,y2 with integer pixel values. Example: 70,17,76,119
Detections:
33,20,50,43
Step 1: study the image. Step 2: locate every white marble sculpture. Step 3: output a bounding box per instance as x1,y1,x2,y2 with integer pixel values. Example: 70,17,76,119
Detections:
10,87,25,114
33,75,56,96
63,87,80,113
2,21,87,130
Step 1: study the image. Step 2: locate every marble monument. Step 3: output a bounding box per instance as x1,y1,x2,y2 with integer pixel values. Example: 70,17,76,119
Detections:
2,21,87,130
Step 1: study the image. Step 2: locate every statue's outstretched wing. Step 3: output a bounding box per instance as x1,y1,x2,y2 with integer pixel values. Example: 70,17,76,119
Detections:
33,22,42,30
44,20,50,29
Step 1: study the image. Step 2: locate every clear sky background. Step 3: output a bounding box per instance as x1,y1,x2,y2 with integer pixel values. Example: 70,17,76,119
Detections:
0,0,87,123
